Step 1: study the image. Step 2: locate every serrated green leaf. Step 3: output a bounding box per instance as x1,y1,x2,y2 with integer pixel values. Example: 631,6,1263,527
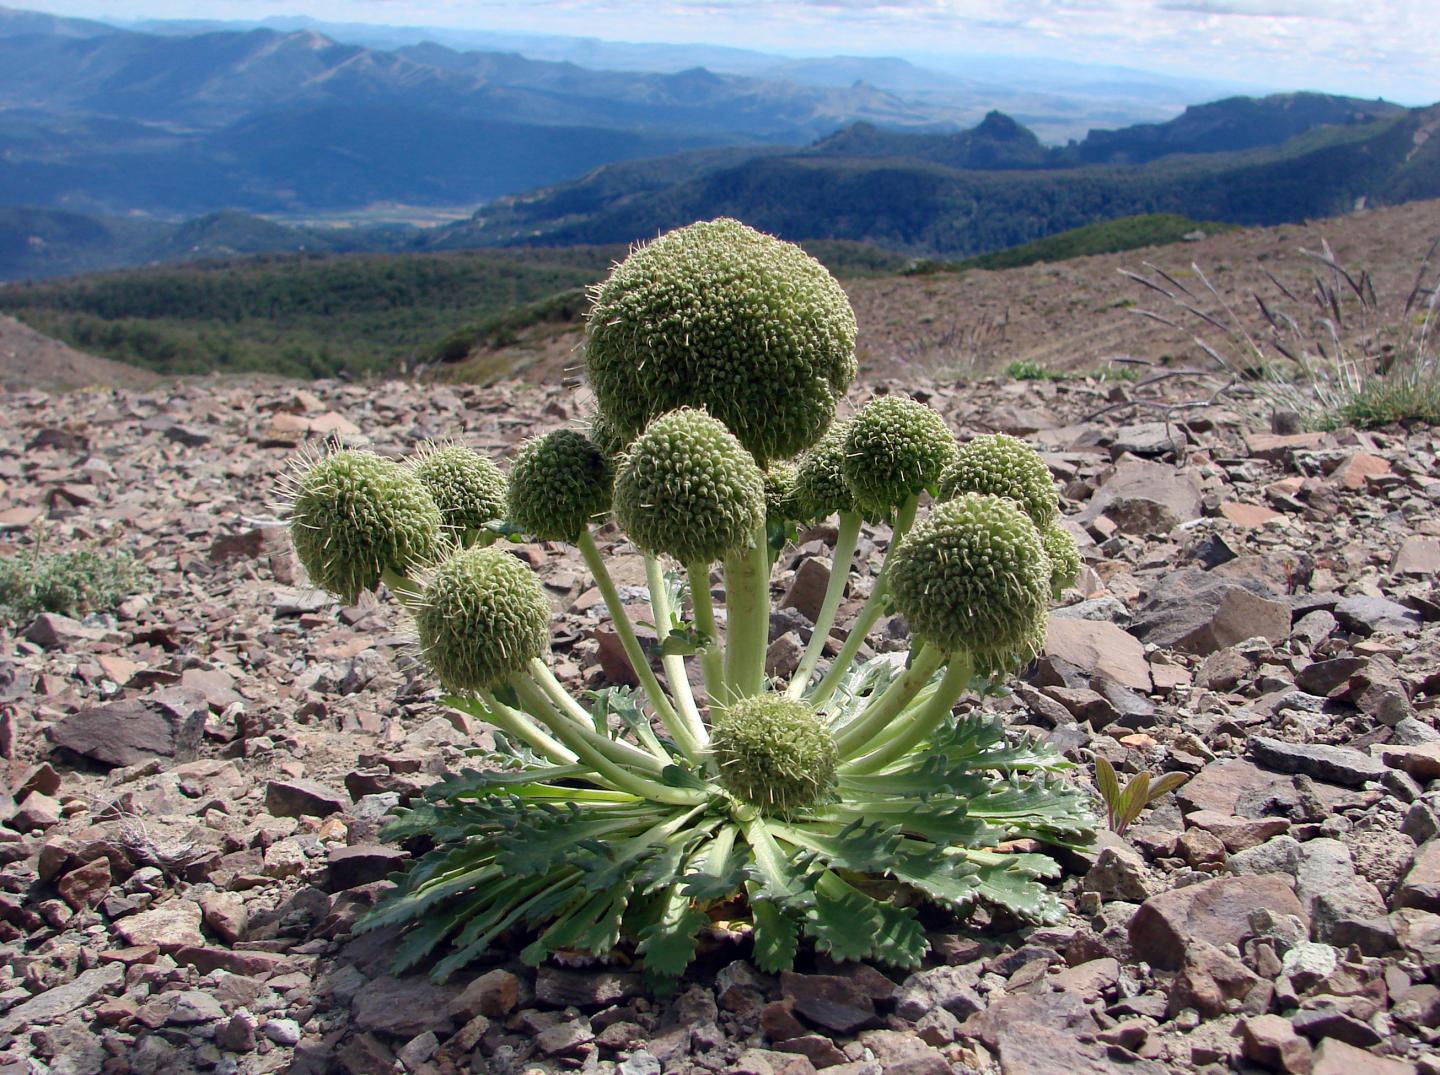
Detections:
973,859,1065,923
742,818,815,908
807,872,883,962
522,884,629,964
749,892,800,974
682,825,747,902
659,624,710,658
636,884,708,979
888,848,982,910
870,900,929,969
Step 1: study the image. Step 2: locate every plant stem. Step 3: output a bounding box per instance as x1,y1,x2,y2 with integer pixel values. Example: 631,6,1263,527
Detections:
447,692,576,766
521,660,668,773
686,560,725,706
721,519,772,702
805,496,919,709
841,653,972,774
832,644,945,757
646,554,710,751
577,528,700,762
381,566,422,610
500,677,705,805
786,511,862,700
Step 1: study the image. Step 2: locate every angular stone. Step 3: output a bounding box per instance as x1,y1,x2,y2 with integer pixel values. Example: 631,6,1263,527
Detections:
1393,536,1440,575
1241,1014,1313,1074
779,971,878,1034
1129,874,1306,970
199,890,248,944
0,963,124,1035
1397,839,1440,913
56,856,111,911
781,557,832,623
1295,838,1387,945
114,899,205,950
1333,595,1421,636
1042,618,1151,692
324,844,406,892
265,778,348,818
450,969,521,1020
1380,743,1440,782
1248,736,1386,788
1080,459,1202,535
1166,940,1266,1017
48,690,207,767
24,612,105,649
351,975,457,1038
1220,502,1282,528
1310,1037,1416,1075
895,965,983,1021
1133,569,1290,656
1184,810,1290,853
534,967,642,1009
993,1019,1167,1075
1331,451,1390,490
1178,758,1298,819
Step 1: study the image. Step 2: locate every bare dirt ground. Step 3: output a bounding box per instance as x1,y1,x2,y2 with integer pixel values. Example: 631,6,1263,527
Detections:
0,317,160,394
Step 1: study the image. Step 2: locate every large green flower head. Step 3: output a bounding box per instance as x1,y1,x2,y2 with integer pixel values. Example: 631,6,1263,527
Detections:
842,397,958,517
507,429,614,542
889,493,1050,663
791,421,856,522
409,443,507,532
585,218,858,465
1041,524,1081,599
414,546,551,693
287,449,445,603
710,694,838,813
938,433,1059,530
613,409,765,564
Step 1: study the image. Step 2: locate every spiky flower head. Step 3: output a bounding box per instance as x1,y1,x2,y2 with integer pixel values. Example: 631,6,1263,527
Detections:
938,433,1059,530
763,460,801,527
842,397,957,517
287,448,445,603
613,409,765,565
585,218,858,465
710,694,838,813
791,421,856,522
1040,524,1081,599
414,546,551,693
507,429,614,542
889,493,1050,660
409,443,507,532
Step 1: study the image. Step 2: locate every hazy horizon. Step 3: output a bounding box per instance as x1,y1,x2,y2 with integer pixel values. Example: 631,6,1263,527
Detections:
16,0,1438,106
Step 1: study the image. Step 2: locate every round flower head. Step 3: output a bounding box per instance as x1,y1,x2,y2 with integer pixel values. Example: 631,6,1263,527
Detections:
409,443,507,532
842,397,958,517
889,493,1050,658
613,409,765,564
1040,524,1081,599
938,433,1059,530
710,694,838,813
791,421,856,522
414,546,551,693
763,460,800,527
971,613,1049,679
287,448,444,603
585,218,858,465
507,429,614,542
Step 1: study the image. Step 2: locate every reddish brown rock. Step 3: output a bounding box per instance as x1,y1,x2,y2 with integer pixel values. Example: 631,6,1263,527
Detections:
1043,618,1152,692
56,856,111,911
1130,874,1306,971
1241,1014,1313,1073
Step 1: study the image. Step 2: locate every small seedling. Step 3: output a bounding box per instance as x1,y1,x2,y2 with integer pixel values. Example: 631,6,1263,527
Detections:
1095,756,1187,836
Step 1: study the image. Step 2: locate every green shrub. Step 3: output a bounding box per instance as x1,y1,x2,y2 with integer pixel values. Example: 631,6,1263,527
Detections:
0,542,144,622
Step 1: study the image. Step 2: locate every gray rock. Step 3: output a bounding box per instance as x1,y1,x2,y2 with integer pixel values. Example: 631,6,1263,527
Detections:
265,778,348,818
0,963,124,1034
350,975,457,1038
1333,595,1421,636
48,689,207,767
262,1018,303,1046
779,971,879,1034
24,612,105,649
1247,735,1387,787
1133,569,1290,656
1294,838,1388,946
895,965,983,1021
1079,459,1202,535
1129,873,1306,970
534,967,642,1009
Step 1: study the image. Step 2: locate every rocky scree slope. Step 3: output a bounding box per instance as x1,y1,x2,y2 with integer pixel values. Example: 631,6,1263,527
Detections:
0,376,1436,1074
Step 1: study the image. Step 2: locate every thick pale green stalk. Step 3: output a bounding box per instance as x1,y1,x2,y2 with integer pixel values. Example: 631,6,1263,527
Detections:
686,561,725,706
841,653,972,774
577,528,701,761
721,520,772,702
805,496,920,709
381,566,422,608
521,661,669,773
447,693,576,765
646,554,710,750
786,511,863,699
832,643,945,756
503,675,705,805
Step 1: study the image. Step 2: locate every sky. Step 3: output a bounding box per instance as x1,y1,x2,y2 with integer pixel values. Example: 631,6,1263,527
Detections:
23,0,1440,104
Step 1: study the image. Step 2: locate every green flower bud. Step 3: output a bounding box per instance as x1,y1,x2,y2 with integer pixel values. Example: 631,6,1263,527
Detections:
842,397,957,517
613,409,765,564
764,460,800,527
889,493,1050,658
409,443,507,532
288,449,444,603
791,421,856,522
970,614,1049,679
710,694,838,813
586,218,857,465
1040,524,1081,599
414,546,551,693
507,429,614,542
938,433,1059,530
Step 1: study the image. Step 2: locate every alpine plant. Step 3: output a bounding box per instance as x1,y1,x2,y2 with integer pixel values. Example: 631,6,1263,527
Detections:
282,218,1093,987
